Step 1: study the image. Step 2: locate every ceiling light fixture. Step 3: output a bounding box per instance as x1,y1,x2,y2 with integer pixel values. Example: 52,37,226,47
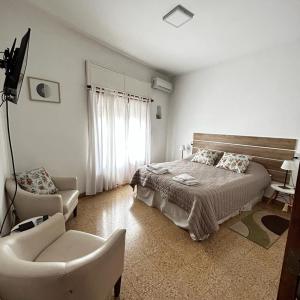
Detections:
163,5,194,28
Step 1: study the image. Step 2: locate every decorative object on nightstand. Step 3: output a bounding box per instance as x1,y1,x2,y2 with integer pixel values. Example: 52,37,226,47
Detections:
179,144,186,159
268,182,295,212
279,160,295,189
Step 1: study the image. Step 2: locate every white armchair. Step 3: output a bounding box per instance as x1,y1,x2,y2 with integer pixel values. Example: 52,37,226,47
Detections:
0,213,126,300
6,176,79,221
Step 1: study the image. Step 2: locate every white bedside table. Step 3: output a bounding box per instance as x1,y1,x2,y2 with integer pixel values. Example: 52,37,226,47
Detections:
268,183,295,212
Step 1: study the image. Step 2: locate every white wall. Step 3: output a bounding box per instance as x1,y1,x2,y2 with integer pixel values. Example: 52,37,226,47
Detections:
150,89,169,162
0,0,170,193
0,66,12,235
0,100,12,236
167,40,300,181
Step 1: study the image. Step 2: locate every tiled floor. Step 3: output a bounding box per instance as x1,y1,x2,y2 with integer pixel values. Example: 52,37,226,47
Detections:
67,185,288,300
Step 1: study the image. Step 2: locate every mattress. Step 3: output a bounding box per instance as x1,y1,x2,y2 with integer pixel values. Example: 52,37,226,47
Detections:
130,159,271,240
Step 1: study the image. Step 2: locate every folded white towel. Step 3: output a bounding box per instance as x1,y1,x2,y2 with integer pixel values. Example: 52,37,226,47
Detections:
147,164,161,170
172,173,199,186
172,177,199,186
146,165,168,174
173,173,195,181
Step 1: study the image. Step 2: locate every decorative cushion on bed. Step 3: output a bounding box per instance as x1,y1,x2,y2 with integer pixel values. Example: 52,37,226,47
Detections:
216,152,250,173
191,149,221,166
16,167,58,194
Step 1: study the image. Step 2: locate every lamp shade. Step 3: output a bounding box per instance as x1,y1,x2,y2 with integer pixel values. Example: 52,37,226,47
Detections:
185,143,192,151
179,145,186,151
281,160,295,171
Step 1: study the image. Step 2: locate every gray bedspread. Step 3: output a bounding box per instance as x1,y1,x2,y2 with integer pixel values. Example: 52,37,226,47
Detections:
130,159,271,240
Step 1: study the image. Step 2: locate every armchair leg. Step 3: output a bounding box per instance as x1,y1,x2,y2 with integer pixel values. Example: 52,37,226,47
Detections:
73,206,78,218
114,276,122,297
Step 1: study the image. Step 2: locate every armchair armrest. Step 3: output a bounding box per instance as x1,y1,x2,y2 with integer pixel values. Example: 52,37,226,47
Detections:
5,179,63,221
65,229,126,298
52,177,78,191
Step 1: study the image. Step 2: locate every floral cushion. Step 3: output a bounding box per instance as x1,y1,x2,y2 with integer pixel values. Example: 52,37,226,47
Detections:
216,152,250,173
191,149,221,166
16,167,58,194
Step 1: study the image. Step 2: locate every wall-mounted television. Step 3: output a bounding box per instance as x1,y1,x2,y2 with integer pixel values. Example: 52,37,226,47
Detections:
0,28,31,103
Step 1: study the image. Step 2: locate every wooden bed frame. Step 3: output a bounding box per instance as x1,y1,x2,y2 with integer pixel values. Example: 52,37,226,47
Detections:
192,133,297,183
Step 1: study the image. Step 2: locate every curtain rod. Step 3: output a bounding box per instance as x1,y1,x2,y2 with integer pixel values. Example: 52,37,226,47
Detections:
86,85,154,103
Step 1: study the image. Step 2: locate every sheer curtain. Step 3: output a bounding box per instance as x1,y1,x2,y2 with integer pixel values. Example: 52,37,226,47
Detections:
86,89,151,195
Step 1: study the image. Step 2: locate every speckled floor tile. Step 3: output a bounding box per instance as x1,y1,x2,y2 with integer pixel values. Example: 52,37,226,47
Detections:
67,185,288,299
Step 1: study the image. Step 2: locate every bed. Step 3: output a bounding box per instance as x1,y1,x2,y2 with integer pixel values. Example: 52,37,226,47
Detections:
130,133,297,240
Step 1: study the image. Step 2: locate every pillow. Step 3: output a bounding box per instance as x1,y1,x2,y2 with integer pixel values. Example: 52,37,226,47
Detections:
16,167,58,194
216,152,250,173
191,149,221,166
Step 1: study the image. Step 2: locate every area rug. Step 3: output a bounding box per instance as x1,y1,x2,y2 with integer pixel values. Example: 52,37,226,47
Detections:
229,210,289,249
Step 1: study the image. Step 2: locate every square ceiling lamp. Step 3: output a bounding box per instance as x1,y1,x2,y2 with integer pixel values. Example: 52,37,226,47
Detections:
163,5,194,28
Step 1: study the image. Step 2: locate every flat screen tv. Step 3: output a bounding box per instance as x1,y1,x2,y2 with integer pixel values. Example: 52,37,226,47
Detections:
0,28,30,103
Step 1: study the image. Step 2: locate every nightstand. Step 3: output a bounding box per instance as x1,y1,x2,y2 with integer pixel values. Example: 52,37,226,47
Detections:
268,183,295,212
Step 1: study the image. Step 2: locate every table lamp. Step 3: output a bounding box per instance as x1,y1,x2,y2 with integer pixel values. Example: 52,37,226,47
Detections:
279,160,295,189
179,145,186,159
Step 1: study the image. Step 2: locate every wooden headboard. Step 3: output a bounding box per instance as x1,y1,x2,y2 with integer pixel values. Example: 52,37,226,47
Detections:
192,133,297,183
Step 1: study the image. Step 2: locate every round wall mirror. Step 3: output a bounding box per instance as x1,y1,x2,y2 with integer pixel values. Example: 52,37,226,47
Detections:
36,83,51,98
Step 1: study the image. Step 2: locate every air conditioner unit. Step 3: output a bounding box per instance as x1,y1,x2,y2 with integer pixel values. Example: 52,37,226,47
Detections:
152,77,173,93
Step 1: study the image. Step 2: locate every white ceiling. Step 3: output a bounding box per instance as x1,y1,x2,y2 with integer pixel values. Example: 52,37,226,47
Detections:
26,0,300,75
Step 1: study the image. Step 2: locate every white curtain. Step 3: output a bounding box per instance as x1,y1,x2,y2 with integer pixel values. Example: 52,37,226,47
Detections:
86,89,151,195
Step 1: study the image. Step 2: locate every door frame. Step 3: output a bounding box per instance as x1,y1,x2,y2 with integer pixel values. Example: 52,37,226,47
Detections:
277,167,300,299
